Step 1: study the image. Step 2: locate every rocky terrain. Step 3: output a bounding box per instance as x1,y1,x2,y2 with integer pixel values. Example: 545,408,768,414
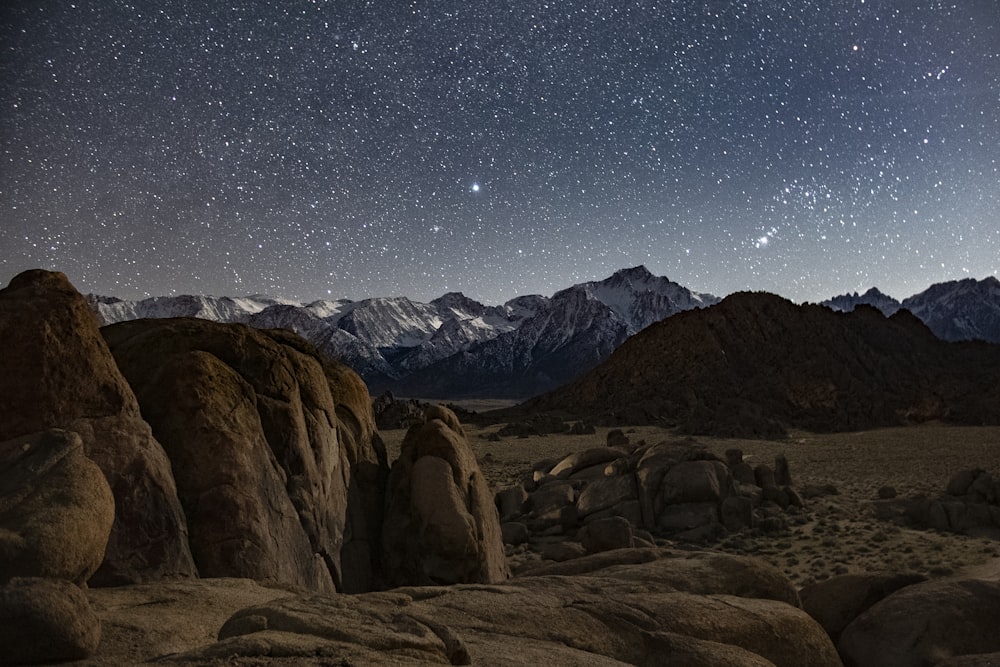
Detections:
3,269,1000,666
515,291,1000,436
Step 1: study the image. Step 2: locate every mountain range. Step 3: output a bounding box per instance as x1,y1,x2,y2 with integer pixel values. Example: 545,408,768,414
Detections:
517,292,1000,436
88,270,1000,400
820,277,1000,344
89,266,719,398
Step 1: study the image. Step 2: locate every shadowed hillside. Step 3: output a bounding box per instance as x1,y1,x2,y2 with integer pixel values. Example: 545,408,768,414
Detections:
511,292,1000,437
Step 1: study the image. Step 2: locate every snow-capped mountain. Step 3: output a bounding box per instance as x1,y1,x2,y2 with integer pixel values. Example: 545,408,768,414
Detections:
88,266,718,398
393,266,721,398
823,277,1000,343
821,288,901,317
900,277,1000,343
87,293,300,324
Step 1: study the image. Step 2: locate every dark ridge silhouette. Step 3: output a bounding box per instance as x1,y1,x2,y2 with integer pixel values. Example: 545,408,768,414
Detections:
500,292,1000,437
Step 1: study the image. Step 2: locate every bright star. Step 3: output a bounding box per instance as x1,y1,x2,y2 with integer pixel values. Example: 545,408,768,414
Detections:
470,182,480,192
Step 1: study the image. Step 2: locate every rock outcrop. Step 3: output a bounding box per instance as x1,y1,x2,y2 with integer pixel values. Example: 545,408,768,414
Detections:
800,572,926,644
881,467,1000,540
497,439,802,560
163,548,839,667
0,270,196,584
0,429,114,585
381,405,508,586
0,577,102,664
102,316,389,594
838,578,1000,667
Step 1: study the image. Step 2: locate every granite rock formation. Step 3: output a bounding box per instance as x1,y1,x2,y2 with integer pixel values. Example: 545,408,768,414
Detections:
0,269,196,584
0,429,114,585
103,316,389,594
381,405,508,586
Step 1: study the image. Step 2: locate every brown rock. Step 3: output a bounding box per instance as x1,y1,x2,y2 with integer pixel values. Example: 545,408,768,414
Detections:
174,548,835,666
549,447,622,478
839,578,1000,667
0,577,101,663
579,516,635,553
800,572,926,643
0,429,114,585
382,406,508,586
495,485,528,522
103,317,388,594
576,474,638,519
606,429,629,448
527,480,575,516
0,270,196,584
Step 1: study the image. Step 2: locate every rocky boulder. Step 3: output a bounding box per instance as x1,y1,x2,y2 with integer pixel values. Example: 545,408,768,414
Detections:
499,439,803,566
891,468,1000,540
0,577,101,663
0,429,114,585
102,317,388,594
838,578,1000,667
166,548,838,667
382,405,508,586
0,270,196,585
800,572,926,644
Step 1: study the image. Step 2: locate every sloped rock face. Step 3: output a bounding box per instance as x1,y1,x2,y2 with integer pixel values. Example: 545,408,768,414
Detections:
0,270,196,585
523,292,1000,435
381,406,508,586
838,578,1000,667
166,548,838,667
103,317,388,594
0,429,114,585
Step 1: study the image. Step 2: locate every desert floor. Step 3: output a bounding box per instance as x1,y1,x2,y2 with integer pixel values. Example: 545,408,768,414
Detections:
382,420,1000,588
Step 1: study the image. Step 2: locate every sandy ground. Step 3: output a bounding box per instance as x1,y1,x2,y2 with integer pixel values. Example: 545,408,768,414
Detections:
382,422,1000,589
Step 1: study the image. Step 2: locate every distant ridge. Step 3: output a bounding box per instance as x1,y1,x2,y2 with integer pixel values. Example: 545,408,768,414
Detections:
518,291,1000,437
822,277,1000,343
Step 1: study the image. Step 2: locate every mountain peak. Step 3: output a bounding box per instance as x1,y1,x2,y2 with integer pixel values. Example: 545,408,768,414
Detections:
612,265,654,281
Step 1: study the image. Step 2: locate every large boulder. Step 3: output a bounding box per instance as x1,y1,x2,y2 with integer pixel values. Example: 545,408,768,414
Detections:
0,270,196,584
382,406,508,586
0,577,101,663
800,572,926,644
838,578,1000,667
0,429,114,585
102,317,388,594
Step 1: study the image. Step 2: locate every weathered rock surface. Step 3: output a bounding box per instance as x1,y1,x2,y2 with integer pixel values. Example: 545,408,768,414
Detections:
165,548,837,667
84,578,294,665
838,578,1000,667
0,577,101,664
800,572,926,644
0,429,114,585
382,406,508,586
0,269,196,584
103,316,388,594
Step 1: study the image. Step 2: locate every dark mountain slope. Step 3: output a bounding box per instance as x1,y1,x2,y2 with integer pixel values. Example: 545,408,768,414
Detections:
517,292,1000,436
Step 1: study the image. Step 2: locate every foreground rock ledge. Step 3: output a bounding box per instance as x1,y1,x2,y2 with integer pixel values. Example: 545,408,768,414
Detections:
154,548,838,667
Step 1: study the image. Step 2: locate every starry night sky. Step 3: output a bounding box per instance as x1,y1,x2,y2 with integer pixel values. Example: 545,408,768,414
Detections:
2,1,998,304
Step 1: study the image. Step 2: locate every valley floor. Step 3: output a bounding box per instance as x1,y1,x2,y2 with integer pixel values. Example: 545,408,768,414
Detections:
382,422,1000,588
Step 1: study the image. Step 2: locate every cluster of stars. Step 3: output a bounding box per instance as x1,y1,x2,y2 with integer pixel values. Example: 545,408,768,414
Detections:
1,0,997,304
